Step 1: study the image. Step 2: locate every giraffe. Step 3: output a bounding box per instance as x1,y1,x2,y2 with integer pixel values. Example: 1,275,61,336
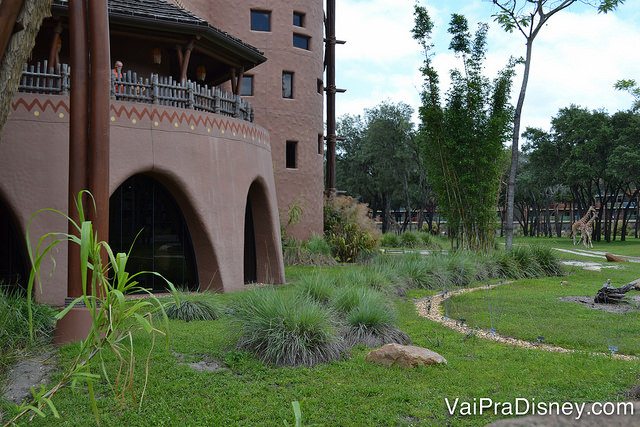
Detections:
577,210,598,248
570,205,595,245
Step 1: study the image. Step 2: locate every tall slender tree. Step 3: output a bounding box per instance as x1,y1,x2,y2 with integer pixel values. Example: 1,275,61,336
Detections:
413,7,516,252
491,0,625,251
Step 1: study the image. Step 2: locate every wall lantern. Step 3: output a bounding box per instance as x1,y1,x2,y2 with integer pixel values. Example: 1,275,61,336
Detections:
57,37,62,53
196,65,206,81
151,47,162,65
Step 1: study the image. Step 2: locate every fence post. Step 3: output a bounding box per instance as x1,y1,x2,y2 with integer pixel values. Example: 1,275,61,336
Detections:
61,64,68,94
152,74,159,104
214,88,221,114
187,81,194,109
233,95,241,119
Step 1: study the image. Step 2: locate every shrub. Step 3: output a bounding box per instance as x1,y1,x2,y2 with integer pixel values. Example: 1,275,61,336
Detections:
381,233,400,248
419,231,432,247
163,291,222,321
304,234,332,256
399,231,421,248
324,196,380,262
529,245,564,276
233,289,344,366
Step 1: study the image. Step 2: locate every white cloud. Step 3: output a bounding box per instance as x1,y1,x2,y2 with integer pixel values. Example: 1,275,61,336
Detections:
334,0,640,132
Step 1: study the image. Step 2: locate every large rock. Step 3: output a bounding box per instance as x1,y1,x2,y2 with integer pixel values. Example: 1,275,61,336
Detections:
365,343,447,368
606,253,628,262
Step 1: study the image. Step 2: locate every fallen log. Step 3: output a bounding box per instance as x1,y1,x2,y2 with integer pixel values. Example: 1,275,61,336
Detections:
594,279,639,304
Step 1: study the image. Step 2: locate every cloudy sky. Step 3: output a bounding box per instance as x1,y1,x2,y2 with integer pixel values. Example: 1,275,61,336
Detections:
334,0,640,132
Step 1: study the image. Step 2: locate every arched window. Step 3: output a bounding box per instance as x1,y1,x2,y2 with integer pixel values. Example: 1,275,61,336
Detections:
0,199,28,293
109,174,198,292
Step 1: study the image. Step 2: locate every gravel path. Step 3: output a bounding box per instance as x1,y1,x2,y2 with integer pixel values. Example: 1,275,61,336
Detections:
414,284,638,361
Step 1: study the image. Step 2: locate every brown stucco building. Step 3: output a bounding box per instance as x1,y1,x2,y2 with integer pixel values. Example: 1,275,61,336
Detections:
180,0,326,240
0,0,297,306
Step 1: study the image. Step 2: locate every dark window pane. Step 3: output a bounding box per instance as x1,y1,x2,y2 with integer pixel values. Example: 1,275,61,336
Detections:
317,79,323,94
286,141,297,168
293,12,304,27
240,75,253,96
251,10,271,31
318,134,324,155
282,72,293,98
293,34,310,50
109,174,198,292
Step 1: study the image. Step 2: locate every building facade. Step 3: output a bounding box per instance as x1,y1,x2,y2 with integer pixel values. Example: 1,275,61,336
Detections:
180,0,326,240
0,0,286,306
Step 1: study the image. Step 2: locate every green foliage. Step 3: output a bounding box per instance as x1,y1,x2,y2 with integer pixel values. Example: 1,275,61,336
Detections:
380,232,400,248
304,234,332,256
295,273,336,305
413,7,515,252
281,197,306,245
614,78,640,111
163,291,222,322
343,295,411,348
233,289,344,366
0,288,56,372
399,231,421,248
11,191,178,424
324,195,380,262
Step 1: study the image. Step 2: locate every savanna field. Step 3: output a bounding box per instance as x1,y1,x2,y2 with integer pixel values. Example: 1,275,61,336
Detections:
2,236,640,426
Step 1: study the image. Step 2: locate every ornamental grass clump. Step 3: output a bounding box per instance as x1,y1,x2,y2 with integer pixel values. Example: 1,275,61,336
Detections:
234,289,344,367
381,232,400,248
0,287,56,373
343,292,411,348
295,273,336,305
163,291,222,322
530,245,564,276
399,231,421,248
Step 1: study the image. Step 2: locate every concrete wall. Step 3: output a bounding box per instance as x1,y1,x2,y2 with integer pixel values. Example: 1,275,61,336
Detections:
0,93,285,305
181,0,325,241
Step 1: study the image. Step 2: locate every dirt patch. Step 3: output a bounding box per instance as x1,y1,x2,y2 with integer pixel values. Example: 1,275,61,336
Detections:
171,350,230,373
557,295,640,314
2,349,57,406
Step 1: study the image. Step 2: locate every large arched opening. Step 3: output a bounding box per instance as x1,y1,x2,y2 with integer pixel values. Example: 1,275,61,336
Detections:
109,174,198,292
244,179,282,284
0,197,28,294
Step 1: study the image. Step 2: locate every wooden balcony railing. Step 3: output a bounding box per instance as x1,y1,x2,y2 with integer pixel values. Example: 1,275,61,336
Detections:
18,61,254,122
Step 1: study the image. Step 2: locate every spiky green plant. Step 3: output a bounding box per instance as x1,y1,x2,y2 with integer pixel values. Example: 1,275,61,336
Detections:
163,291,222,321
530,245,564,276
304,234,332,256
233,289,344,366
343,294,411,348
295,273,336,305
399,231,421,248
0,287,56,374
381,233,400,248
11,191,179,424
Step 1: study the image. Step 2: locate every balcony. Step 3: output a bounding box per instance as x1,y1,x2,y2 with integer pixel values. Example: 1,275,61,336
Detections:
17,60,255,122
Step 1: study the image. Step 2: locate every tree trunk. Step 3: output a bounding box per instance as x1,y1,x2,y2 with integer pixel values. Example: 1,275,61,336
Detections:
594,279,639,304
0,0,54,135
505,39,534,250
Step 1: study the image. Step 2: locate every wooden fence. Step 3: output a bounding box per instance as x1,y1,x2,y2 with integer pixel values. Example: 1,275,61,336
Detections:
18,61,254,122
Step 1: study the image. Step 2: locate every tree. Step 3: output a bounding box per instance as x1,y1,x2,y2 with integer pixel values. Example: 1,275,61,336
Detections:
336,101,416,233
614,79,640,112
413,8,515,252
0,0,53,137
491,0,625,251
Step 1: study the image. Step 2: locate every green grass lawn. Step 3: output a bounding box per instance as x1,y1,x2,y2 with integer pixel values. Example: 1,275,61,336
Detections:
4,240,640,426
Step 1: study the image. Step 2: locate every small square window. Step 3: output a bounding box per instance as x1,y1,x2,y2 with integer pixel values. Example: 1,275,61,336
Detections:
293,34,310,50
282,71,293,99
240,75,253,96
317,79,323,94
293,12,304,27
286,141,297,168
251,10,271,31
318,134,324,155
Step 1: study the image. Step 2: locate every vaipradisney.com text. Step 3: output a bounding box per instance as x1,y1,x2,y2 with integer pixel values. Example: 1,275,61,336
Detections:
445,397,634,420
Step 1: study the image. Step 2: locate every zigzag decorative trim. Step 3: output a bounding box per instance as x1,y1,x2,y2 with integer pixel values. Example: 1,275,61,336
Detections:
11,96,269,145
11,97,70,114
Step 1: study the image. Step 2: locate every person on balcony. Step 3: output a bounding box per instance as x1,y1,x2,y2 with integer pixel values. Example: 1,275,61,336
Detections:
112,60,123,94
